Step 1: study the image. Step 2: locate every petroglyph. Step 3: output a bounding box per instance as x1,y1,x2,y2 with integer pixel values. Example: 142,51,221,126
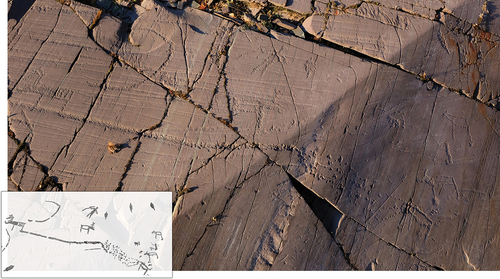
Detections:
6,0,500,271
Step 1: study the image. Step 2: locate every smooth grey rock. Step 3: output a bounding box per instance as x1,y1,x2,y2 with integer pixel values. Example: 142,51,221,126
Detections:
141,0,156,10
88,63,169,131
7,135,45,192
212,27,500,270
48,117,140,191
48,62,173,191
292,26,305,38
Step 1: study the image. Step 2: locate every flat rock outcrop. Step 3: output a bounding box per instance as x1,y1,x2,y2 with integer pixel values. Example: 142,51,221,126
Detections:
7,0,500,271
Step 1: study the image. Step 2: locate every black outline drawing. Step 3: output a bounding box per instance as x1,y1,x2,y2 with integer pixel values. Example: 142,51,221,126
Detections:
27,200,60,223
150,202,155,210
36,200,60,222
2,229,10,252
84,247,102,251
151,231,163,241
142,251,158,260
80,222,95,234
132,260,152,276
3,198,168,276
4,214,26,231
82,206,98,218
150,243,158,251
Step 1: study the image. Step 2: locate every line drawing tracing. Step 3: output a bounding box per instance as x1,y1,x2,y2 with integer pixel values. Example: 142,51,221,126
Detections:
82,206,99,218
3,195,169,276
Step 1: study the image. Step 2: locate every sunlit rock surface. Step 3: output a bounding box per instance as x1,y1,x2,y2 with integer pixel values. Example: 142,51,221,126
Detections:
7,0,500,270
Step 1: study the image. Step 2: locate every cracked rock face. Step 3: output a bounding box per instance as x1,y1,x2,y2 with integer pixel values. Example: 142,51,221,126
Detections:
301,1,500,106
7,0,500,271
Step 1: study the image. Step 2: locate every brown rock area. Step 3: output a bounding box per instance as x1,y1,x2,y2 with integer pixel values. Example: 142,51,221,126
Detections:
7,0,500,271
301,1,500,106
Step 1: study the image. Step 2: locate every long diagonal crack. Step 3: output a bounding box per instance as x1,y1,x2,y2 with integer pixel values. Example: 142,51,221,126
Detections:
180,149,268,269
116,85,175,191
52,46,84,98
178,16,191,93
269,37,302,145
283,168,445,271
48,60,116,171
285,171,356,269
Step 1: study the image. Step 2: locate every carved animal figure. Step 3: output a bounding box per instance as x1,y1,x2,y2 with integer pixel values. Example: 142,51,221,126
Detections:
137,261,151,275
80,222,95,234
151,231,163,240
4,215,25,231
143,251,158,259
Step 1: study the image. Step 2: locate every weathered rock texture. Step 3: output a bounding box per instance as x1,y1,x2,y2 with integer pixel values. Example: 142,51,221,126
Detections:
302,1,500,106
7,0,500,271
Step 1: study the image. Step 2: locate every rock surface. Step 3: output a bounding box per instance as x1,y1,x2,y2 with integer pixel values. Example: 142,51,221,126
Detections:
7,0,500,271
301,1,500,106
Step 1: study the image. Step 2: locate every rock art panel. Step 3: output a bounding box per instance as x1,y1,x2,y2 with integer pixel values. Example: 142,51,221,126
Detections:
115,4,225,93
176,161,300,270
6,0,500,271
8,0,63,91
301,2,500,106
120,97,242,193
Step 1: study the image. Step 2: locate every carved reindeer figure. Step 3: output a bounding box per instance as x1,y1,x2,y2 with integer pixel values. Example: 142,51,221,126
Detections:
151,231,163,241
5,214,25,231
80,222,95,234
137,261,151,275
143,251,158,259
